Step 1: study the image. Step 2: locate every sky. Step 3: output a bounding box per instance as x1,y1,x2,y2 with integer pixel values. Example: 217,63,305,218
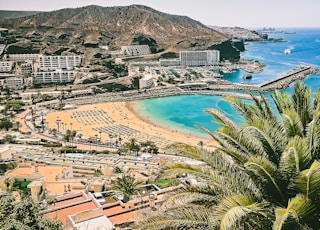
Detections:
1,0,319,28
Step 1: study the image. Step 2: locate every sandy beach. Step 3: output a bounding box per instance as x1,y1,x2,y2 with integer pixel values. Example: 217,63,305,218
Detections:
45,101,217,150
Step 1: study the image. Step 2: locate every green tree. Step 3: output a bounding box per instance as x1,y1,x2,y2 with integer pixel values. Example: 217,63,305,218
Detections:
125,138,141,156
3,134,15,144
57,90,65,110
0,119,13,131
0,195,62,230
113,166,123,174
5,99,25,113
111,174,141,202
63,129,77,144
136,82,320,229
141,141,159,154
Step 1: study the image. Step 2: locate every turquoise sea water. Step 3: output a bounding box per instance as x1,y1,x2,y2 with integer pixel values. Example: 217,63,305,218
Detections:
133,28,320,137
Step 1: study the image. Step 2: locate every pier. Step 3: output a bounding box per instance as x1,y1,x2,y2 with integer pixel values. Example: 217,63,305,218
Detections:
259,65,318,89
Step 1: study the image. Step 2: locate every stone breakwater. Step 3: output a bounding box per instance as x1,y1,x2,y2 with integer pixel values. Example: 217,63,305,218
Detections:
259,65,318,90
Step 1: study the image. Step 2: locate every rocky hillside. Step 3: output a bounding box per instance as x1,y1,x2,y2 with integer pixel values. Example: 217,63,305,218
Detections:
0,10,41,19
1,5,227,52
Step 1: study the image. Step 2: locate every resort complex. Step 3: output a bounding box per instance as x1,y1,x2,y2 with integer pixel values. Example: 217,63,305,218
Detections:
0,4,320,230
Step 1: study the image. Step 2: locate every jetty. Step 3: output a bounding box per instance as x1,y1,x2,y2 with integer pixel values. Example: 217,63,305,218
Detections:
259,65,318,90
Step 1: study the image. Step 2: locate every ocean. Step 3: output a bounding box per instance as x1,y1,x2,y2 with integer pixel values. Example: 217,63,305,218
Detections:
133,28,320,137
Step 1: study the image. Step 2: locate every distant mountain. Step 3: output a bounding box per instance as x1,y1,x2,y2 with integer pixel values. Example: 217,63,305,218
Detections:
209,26,266,41
0,5,228,53
0,10,42,19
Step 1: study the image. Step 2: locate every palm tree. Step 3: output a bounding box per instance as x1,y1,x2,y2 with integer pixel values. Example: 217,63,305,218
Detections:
51,128,57,137
135,82,320,229
58,90,65,110
111,174,141,202
126,138,141,156
63,129,72,143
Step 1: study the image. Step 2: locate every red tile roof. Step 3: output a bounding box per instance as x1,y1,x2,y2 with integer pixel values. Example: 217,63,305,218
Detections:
46,201,97,225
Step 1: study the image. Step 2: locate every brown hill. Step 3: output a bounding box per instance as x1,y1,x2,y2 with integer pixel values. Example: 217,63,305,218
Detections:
1,5,227,52
0,10,41,19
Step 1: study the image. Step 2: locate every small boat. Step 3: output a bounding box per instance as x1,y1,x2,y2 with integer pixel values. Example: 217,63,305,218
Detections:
284,49,291,54
243,74,252,79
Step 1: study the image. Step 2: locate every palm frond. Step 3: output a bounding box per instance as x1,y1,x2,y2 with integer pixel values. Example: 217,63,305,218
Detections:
272,89,293,114
260,91,277,120
223,96,255,122
158,191,220,211
201,150,262,198
245,156,285,205
312,87,320,111
291,81,312,131
242,115,287,162
280,136,312,179
243,125,281,164
250,91,278,121
305,111,320,160
210,131,251,163
205,108,241,135
273,194,316,230
135,205,212,230
292,161,320,203
170,143,211,163
281,109,304,138
212,194,271,230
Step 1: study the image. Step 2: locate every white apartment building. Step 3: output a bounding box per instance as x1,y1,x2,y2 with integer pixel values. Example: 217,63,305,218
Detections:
21,61,33,73
38,55,81,71
121,45,151,57
33,70,75,84
5,53,39,62
139,74,153,89
180,50,220,67
0,77,24,89
0,61,14,73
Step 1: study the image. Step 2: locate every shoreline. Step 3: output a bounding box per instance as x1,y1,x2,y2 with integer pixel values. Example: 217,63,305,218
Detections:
46,101,217,151
126,100,210,139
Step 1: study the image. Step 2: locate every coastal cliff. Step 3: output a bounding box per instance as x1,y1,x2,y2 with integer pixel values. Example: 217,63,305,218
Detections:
209,40,241,61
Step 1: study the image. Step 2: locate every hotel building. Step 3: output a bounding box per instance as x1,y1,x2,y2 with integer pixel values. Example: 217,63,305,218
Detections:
180,50,220,67
0,61,14,72
38,55,81,71
5,53,39,62
33,70,75,84
121,45,151,57
139,74,154,89
0,76,24,89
